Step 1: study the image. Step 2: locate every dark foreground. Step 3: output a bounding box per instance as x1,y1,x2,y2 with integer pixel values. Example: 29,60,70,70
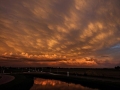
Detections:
0,68,120,90
0,72,120,90
0,74,33,90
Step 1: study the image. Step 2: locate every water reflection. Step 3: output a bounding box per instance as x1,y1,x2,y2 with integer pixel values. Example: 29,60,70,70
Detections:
30,78,99,90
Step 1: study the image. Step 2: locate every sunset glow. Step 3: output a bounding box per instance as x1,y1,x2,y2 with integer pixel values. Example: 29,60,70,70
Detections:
0,0,120,67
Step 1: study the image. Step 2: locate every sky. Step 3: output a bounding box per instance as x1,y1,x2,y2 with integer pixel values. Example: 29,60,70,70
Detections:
0,0,120,67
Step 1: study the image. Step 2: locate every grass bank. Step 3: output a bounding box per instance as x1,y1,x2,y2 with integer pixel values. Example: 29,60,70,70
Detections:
0,74,33,90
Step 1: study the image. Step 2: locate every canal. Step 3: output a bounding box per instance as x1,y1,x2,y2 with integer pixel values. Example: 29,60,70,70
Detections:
30,78,99,90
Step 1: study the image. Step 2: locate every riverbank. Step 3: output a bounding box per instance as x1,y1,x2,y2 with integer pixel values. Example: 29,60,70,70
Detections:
0,74,33,90
24,72,120,90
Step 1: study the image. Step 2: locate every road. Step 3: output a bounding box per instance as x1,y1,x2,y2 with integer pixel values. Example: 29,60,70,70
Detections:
23,72,120,83
0,74,15,85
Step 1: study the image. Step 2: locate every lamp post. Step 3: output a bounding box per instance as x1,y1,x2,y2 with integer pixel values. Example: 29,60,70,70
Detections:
0,66,2,77
67,71,69,77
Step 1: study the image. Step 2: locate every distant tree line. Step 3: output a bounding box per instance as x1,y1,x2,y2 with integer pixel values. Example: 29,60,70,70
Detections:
115,66,120,70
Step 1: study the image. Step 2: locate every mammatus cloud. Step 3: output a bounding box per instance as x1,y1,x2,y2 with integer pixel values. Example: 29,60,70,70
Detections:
0,0,120,67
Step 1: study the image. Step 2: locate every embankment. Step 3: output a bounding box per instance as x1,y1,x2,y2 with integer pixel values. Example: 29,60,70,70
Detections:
0,74,33,90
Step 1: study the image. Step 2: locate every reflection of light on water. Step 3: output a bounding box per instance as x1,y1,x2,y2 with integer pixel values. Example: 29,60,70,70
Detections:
34,78,56,86
30,78,99,90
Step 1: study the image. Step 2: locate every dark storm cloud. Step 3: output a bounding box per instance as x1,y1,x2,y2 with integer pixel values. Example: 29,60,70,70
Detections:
0,0,120,67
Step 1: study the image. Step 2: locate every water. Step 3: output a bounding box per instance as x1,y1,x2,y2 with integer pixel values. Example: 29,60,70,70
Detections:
30,78,99,90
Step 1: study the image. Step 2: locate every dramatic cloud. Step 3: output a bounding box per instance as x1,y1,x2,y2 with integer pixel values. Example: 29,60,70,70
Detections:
0,0,120,67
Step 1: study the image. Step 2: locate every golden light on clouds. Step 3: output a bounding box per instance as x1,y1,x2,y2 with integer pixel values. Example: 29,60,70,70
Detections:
0,0,120,67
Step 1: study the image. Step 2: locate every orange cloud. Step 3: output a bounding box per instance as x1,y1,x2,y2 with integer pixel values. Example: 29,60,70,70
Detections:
0,0,120,67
